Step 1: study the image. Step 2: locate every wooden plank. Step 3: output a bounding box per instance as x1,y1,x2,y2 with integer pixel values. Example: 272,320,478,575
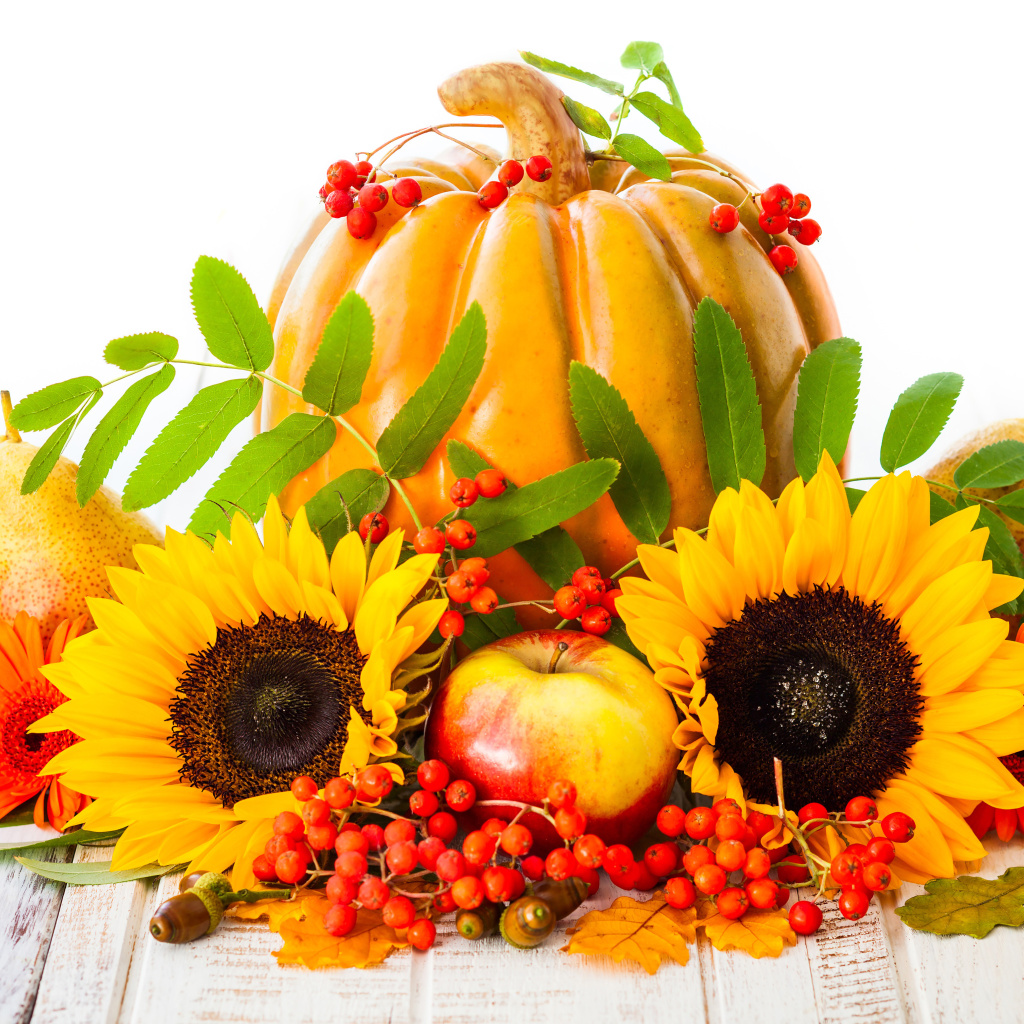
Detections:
31,842,151,1024
0,845,71,1024
880,834,1024,1024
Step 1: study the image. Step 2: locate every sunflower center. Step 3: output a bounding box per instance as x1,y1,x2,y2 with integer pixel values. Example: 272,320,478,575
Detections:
703,586,922,808
170,614,369,807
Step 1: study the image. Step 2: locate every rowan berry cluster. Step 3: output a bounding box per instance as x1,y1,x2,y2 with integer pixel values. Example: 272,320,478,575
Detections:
478,156,552,209
552,565,623,637
708,182,822,278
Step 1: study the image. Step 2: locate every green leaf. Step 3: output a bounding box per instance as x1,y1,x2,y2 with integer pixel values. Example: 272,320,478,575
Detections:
376,304,487,480
896,866,1024,938
879,372,963,472
561,96,612,140
929,490,957,523
460,606,519,652
994,489,1024,526
956,495,1024,615
518,51,623,96
20,416,78,495
0,828,124,853
301,291,374,416
10,377,101,431
651,61,682,109
445,440,491,480
792,338,861,481
188,413,337,539
620,41,664,75
190,256,274,372
104,332,178,371
604,619,645,661
569,362,669,545
122,376,263,511
692,297,766,492
629,92,703,153
15,856,182,886
845,487,866,514
467,460,619,559
306,468,391,557
76,365,175,506
610,134,671,181
954,439,1024,490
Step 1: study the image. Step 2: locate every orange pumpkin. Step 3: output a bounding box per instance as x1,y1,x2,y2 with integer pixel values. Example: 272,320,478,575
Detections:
260,62,841,616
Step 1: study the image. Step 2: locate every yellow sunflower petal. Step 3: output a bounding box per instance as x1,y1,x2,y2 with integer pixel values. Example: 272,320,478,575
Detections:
287,506,331,589
705,487,741,563
635,544,687,603
921,689,1024,732
28,695,170,741
191,820,262,874
158,820,225,866
355,571,429,653
339,712,373,775
301,581,346,629
983,573,1024,611
128,577,218,663
252,556,306,618
775,475,807,543
906,736,1020,800
395,599,448,661
361,628,414,708
675,529,746,630
782,518,832,596
233,791,299,820
86,597,183,673
229,819,277,889
966,707,1024,757
890,781,987,862
262,494,290,563
803,451,850,582
732,482,785,600
915,618,1009,696
330,530,367,624
366,529,407,590
899,561,993,650
876,781,955,880
842,474,910,600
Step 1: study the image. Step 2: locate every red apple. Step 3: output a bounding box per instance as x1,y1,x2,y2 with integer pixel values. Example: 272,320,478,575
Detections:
424,629,679,849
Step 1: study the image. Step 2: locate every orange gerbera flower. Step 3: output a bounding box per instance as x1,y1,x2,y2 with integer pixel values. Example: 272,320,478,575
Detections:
0,612,91,830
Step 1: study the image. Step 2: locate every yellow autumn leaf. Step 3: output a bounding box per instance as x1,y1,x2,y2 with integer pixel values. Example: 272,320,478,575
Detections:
228,892,408,969
696,899,796,959
561,893,697,974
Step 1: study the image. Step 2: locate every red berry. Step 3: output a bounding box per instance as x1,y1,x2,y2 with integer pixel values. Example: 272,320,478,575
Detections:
307,823,338,851
410,790,440,817
743,848,771,880
327,160,358,191
570,566,601,588
408,918,436,950
572,833,606,869
326,874,358,905
693,863,728,896
497,160,525,187
709,202,739,233
718,886,749,920
525,155,553,182
480,867,511,903
264,834,296,862
470,586,499,614
417,836,446,871
580,606,612,636
787,218,803,237
347,207,377,240
474,469,507,498
632,862,660,891
386,841,419,875
355,765,393,801
432,889,456,914
413,526,446,554
665,876,697,909
644,842,679,876
500,823,533,857
435,849,466,882
715,839,746,872
335,829,370,856
792,193,811,216
354,160,375,185
462,830,498,866
830,851,863,886
324,776,355,809
553,585,586,620
881,812,915,843
452,875,486,910
601,844,635,878
715,814,746,842
459,557,489,585
445,571,477,604
324,903,357,937
578,576,607,606
761,183,794,215
418,760,450,792
862,861,891,892
446,519,476,550
318,183,332,202
358,876,390,910
865,837,896,864
384,819,417,847
745,878,780,910
789,900,823,935
838,887,871,920
758,210,789,234
382,895,416,929
392,177,423,209
554,806,587,841
358,511,389,543
794,218,822,245
776,854,811,885
361,823,385,853
545,847,577,881
335,850,368,880
682,844,714,877
358,182,389,213
712,799,742,816
547,779,577,809
845,796,878,823
252,854,278,882
600,588,623,617
656,804,687,838
683,806,717,841
769,244,798,275
797,802,829,832
450,477,478,508
478,181,509,208
445,779,476,812
291,776,318,801
521,855,545,881
428,812,458,843
274,810,305,839
325,189,354,219
301,798,330,828
438,609,465,639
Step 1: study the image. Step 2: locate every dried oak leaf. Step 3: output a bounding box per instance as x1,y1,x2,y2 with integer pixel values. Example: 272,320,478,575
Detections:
561,893,697,974
895,866,1024,938
229,892,408,968
696,898,796,959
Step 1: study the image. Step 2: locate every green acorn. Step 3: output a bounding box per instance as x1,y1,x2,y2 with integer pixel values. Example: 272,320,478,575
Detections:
500,896,555,949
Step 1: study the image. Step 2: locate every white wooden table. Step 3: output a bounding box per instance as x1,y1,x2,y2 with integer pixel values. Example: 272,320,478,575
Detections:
2,830,1021,1024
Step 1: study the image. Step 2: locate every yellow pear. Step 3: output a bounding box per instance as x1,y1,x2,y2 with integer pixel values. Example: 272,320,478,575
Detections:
0,390,163,641
925,418,1024,555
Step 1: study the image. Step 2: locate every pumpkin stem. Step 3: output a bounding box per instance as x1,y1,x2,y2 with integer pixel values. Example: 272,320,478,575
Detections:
2,391,21,443
437,63,590,205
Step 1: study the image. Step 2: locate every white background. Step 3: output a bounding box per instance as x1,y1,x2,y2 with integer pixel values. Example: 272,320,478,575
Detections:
1,0,1020,531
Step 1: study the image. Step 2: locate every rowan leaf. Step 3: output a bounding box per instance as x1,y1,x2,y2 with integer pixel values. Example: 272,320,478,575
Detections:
562,893,697,974
461,605,519,651
995,489,1024,526
10,377,102,431
697,900,796,958
629,91,702,153
518,51,624,96
620,41,664,75
929,490,957,523
896,866,1024,938
651,61,682,108
880,372,963,472
20,416,77,495
955,494,1024,616
611,134,671,181
301,291,374,416
562,96,612,140
305,468,391,556
104,332,178,371
955,439,1024,490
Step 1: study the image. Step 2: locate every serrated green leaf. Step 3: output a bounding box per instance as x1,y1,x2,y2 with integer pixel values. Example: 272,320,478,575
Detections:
994,489,1024,526
519,51,623,96
0,828,124,853
956,494,1024,615
846,487,866,514
467,460,619,559
20,416,77,495
954,439,1024,490
305,469,390,557
445,440,585,590
10,377,101,431
693,297,766,492
929,490,957,523
104,332,178,371
561,96,612,140
190,256,274,372
621,41,664,75
651,61,682,109
629,92,702,153
792,338,861,481
122,376,263,511
569,362,669,545
15,856,182,886
896,866,1024,937
301,291,374,416
460,605,519,652
377,304,486,480
880,372,963,472
76,365,175,506
610,134,671,181
188,413,337,539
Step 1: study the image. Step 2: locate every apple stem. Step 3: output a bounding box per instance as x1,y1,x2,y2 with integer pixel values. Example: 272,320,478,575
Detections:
1,391,20,443
547,641,569,674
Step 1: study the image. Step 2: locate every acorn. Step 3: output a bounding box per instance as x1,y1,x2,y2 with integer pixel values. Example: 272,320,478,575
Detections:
149,887,224,944
456,900,501,941
529,876,588,920
499,896,555,949
178,872,206,893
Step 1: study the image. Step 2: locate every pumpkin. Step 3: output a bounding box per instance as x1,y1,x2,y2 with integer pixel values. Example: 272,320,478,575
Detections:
260,61,841,615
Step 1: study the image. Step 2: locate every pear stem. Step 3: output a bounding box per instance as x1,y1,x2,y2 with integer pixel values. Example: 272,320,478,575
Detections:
1,392,20,443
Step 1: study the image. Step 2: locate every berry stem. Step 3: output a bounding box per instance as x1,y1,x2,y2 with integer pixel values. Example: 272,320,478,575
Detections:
364,121,502,162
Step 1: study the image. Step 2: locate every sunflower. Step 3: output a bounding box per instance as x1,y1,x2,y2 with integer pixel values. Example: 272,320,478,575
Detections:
36,496,446,885
0,611,91,830
618,454,1024,883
